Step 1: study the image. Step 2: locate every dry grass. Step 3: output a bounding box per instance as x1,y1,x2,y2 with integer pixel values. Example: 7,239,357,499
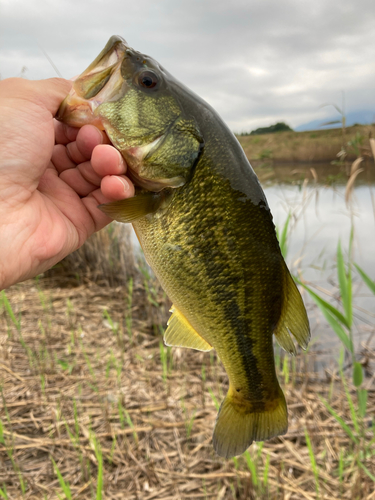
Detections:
47,223,137,287
1,278,374,499
237,125,375,163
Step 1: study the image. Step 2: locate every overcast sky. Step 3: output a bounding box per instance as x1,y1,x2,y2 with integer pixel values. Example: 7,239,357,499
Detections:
1,0,374,131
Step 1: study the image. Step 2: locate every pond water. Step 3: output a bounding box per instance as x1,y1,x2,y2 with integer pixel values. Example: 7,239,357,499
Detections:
260,161,375,362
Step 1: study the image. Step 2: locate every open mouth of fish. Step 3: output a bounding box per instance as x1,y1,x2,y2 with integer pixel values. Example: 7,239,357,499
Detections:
57,36,129,129
57,36,182,191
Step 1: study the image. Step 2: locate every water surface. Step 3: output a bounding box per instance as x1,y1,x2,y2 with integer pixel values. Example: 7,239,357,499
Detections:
261,162,375,360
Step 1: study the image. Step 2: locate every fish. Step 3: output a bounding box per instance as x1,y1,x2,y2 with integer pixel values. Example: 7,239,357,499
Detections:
57,35,310,458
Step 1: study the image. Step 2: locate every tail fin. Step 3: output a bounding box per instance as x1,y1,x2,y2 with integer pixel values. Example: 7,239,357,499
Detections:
212,387,288,458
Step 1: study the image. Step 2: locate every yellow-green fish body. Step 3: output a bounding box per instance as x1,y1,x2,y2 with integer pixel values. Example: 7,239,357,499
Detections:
57,36,310,458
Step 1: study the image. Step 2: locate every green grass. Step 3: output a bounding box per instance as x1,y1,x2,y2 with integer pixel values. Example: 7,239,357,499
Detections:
297,232,374,492
159,337,173,384
305,428,320,498
52,458,72,500
1,290,21,334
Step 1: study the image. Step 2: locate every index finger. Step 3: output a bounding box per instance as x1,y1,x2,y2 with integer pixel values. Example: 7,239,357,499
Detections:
54,120,79,145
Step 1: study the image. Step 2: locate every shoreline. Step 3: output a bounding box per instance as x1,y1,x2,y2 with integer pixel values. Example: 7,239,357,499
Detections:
237,123,375,164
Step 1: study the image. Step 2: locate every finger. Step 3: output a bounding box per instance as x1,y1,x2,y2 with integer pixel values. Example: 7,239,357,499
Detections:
74,125,109,160
82,190,118,232
52,144,76,173
91,144,127,177
77,161,102,186
66,140,92,165
59,167,97,197
54,120,79,145
82,183,135,232
52,125,110,173
101,175,135,200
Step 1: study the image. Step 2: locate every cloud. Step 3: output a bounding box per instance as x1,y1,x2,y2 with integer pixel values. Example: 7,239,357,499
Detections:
1,0,374,130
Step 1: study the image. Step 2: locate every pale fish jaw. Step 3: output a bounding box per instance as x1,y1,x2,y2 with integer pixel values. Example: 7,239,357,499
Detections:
124,135,186,191
57,38,128,127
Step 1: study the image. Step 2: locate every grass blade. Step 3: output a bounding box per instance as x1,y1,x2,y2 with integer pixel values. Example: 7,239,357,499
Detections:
337,241,352,327
208,388,220,411
319,396,358,444
353,362,363,387
357,389,368,419
244,450,258,487
357,460,375,482
278,213,290,259
320,309,351,352
296,280,350,330
263,453,270,488
340,369,359,434
51,458,72,500
354,264,375,295
0,484,8,500
304,428,319,497
1,291,21,331
91,434,103,500
299,282,353,352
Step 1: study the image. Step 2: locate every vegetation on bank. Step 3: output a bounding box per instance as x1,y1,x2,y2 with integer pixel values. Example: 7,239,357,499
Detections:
237,124,375,163
239,121,293,136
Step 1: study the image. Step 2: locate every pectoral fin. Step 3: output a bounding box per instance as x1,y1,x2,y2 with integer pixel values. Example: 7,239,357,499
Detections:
99,191,166,223
274,268,310,354
165,306,212,352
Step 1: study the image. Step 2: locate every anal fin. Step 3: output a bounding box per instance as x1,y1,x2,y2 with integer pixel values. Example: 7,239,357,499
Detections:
164,306,212,352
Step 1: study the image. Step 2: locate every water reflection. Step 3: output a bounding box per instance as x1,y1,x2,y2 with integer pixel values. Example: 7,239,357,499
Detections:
259,162,375,361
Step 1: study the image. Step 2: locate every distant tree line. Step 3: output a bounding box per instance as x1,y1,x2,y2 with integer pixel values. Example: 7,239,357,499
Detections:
238,122,293,136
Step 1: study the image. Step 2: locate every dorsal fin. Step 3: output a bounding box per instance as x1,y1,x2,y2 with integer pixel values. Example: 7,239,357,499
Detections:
164,306,212,352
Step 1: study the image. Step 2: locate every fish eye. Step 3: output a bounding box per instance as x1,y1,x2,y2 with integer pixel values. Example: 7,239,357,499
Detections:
137,70,159,89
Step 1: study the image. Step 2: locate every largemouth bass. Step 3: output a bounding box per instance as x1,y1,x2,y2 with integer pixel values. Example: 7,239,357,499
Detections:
57,36,310,458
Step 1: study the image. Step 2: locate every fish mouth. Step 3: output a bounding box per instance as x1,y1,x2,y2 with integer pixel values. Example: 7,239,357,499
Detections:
56,36,129,128
57,35,182,192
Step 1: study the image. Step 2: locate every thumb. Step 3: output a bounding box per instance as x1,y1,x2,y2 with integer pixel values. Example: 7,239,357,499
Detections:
0,77,72,116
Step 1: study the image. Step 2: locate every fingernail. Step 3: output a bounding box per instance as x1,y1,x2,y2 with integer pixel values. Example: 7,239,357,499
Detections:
116,176,129,193
94,128,104,144
116,150,126,171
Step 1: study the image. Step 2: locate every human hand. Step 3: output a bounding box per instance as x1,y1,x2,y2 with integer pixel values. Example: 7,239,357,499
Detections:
0,77,135,290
